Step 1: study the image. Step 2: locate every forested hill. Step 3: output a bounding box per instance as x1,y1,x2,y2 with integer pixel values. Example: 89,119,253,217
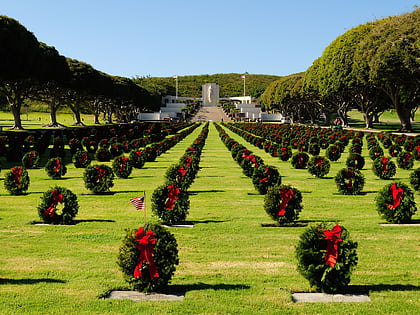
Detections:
134,73,281,99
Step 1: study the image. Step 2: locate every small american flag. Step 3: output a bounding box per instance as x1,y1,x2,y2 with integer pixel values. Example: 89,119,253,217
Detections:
130,196,145,210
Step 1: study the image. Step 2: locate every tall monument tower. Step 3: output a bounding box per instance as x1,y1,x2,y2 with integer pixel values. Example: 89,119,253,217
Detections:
202,83,219,106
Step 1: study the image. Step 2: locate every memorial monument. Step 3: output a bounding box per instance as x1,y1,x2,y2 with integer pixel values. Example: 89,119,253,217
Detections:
202,83,219,106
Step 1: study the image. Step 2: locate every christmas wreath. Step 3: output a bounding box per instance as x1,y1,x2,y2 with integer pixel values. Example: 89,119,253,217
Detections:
83,164,115,194
151,183,190,225
117,223,179,293
291,152,309,169
112,155,133,178
369,145,384,160
84,140,98,153
296,223,358,293
37,186,79,224
325,145,341,162
375,182,417,223
388,145,402,158
252,165,282,195
45,157,67,179
165,163,194,191
240,152,263,177
22,151,40,169
308,143,320,156
345,153,365,170
372,157,396,179
279,146,292,161
409,168,420,191
396,151,414,170
69,138,82,155
415,146,420,161
95,148,112,162
4,166,30,195
129,150,146,169
72,150,91,168
334,168,365,195
110,143,124,158
264,184,303,225
307,156,331,178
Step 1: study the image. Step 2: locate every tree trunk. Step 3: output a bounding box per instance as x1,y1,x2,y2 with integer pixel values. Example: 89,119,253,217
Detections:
11,104,23,129
363,112,373,128
396,104,412,132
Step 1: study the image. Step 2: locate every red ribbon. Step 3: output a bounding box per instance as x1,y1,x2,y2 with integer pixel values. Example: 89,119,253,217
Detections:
387,182,404,210
133,227,159,279
346,169,354,190
165,184,180,210
95,166,107,181
381,157,389,173
184,156,192,167
278,188,294,216
259,167,273,183
318,224,343,267
80,152,88,163
54,159,61,172
43,189,63,218
177,166,187,182
314,157,323,167
119,157,129,173
29,152,35,167
12,167,23,187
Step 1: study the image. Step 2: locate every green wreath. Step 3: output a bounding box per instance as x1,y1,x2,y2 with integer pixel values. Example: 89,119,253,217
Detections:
240,153,263,177
72,150,91,168
409,168,420,191
372,157,396,179
264,184,303,225
296,223,358,293
308,143,320,156
369,145,384,160
165,163,194,191
84,140,98,153
279,146,292,161
4,166,30,195
22,151,40,169
388,145,402,157
129,150,146,169
37,186,79,224
345,153,365,170
45,157,67,179
252,165,282,195
151,183,190,225
415,146,420,161
375,181,417,223
307,156,331,178
325,145,341,162
112,155,133,178
291,152,309,169
117,223,179,293
110,143,124,157
95,148,112,162
334,168,365,195
396,151,414,170
83,164,115,194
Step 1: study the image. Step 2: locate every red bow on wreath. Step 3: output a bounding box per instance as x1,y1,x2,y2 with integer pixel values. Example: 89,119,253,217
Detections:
314,157,323,167
318,224,343,267
184,157,192,167
165,184,180,210
381,157,389,173
29,152,35,167
177,166,187,182
259,167,273,183
43,189,63,218
119,157,129,173
95,166,107,181
278,188,294,216
54,159,61,172
133,227,159,279
12,166,23,187
387,182,404,210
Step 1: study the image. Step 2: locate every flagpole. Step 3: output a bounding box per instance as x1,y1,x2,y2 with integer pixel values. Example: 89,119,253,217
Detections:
143,190,147,225
175,76,178,100
243,74,246,97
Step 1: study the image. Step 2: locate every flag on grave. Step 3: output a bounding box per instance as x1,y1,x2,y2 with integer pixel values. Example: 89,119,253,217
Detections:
130,196,145,210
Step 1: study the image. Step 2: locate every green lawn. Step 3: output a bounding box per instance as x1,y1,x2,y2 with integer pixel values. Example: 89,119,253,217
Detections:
0,122,419,314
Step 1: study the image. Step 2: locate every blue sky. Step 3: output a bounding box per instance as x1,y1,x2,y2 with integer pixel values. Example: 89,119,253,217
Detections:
2,0,418,78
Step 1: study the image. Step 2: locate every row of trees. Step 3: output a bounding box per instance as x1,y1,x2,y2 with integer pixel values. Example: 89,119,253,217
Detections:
261,8,419,131
0,16,155,129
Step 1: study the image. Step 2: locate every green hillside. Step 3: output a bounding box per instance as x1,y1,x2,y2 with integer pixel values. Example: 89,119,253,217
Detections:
134,73,281,99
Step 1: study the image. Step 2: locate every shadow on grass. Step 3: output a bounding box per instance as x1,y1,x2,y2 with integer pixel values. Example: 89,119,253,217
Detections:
189,189,225,195
74,219,116,224
0,278,66,285
186,219,225,224
163,282,251,294
261,222,308,228
346,284,420,294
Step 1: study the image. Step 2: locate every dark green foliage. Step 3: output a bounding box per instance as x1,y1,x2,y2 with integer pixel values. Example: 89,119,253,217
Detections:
151,183,190,225
117,223,179,293
72,150,91,168
346,153,365,170
4,166,30,195
264,184,303,225
95,148,112,162
376,181,417,223
22,150,40,168
296,223,358,293
129,149,146,169
409,168,420,191
291,152,309,169
396,151,414,170
372,157,396,179
83,164,114,194
307,156,331,178
252,165,281,195
112,155,133,178
325,145,341,161
335,168,365,195
45,157,67,179
369,145,384,160
37,186,79,224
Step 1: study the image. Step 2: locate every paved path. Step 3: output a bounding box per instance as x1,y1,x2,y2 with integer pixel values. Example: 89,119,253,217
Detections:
191,106,232,122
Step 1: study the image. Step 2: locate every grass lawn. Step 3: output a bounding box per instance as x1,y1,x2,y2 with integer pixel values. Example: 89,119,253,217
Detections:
0,119,419,314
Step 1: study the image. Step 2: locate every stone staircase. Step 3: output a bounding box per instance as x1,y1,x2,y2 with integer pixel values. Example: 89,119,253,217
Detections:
191,106,232,122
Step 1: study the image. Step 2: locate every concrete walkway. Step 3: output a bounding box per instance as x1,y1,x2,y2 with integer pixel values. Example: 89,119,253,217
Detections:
191,106,232,122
